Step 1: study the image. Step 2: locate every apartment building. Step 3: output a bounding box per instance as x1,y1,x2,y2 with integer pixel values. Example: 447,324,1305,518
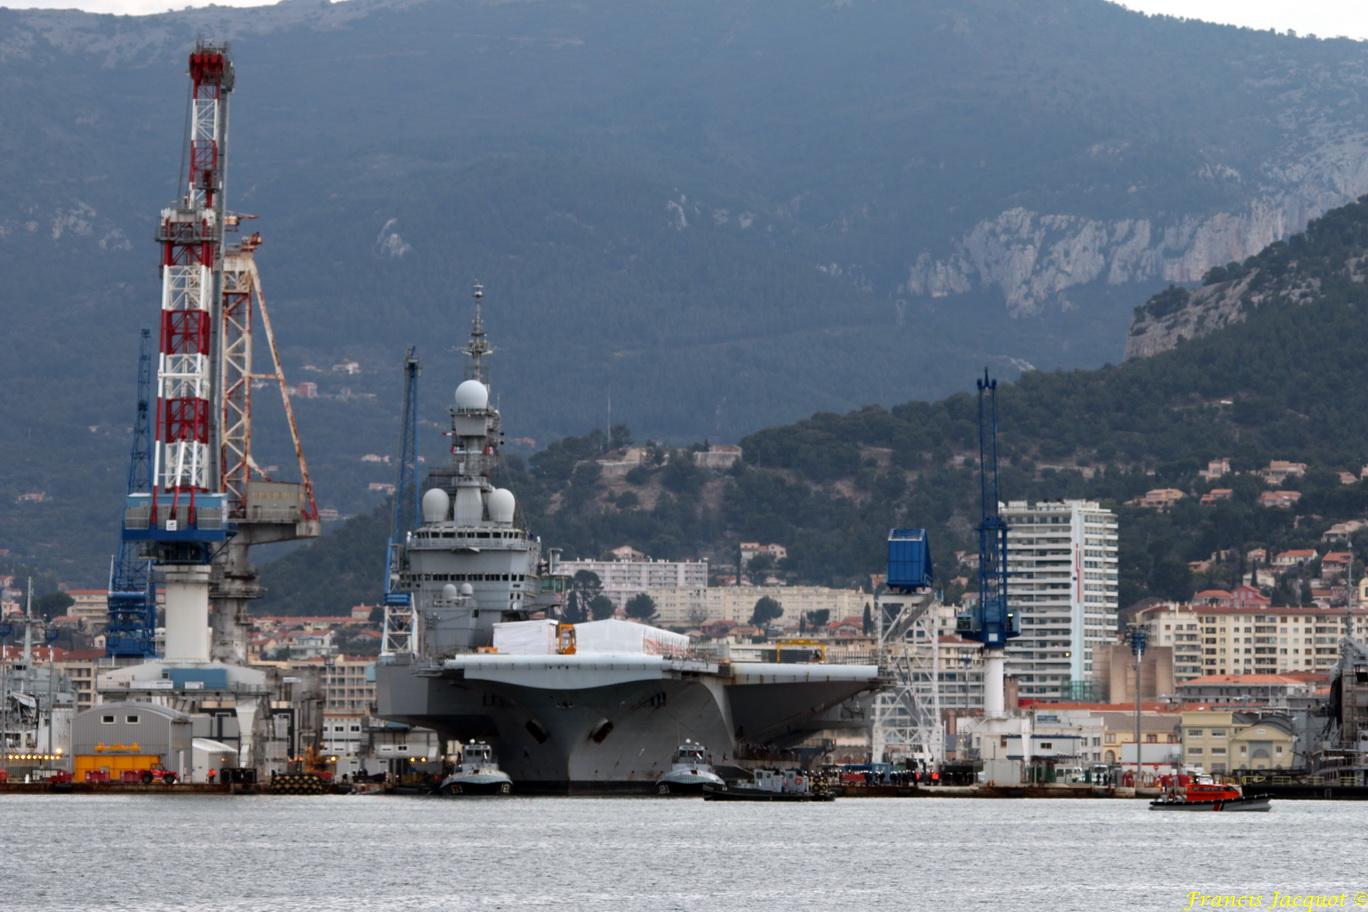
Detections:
1002,500,1120,700
558,558,709,609
644,585,866,629
1139,602,1368,678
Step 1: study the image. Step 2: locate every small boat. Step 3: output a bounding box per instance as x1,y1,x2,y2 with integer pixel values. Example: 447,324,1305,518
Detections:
438,741,512,795
1149,775,1271,812
656,740,727,795
703,768,835,802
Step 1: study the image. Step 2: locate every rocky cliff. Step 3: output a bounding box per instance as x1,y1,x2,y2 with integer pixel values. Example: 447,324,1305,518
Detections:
1125,197,1368,358
909,136,1368,318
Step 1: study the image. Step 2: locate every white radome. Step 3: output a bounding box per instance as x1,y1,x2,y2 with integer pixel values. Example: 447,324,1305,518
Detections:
421,488,451,524
487,488,516,524
454,379,489,410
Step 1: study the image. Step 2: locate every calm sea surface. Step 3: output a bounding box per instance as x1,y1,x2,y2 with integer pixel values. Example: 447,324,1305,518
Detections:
2,795,1363,912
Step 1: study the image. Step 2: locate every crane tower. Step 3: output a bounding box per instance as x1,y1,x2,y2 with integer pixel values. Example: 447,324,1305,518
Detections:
381,347,421,657
956,371,1019,718
106,329,157,658
104,43,320,772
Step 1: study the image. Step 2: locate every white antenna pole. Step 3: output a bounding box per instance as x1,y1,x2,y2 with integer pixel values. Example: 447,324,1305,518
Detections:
23,577,33,665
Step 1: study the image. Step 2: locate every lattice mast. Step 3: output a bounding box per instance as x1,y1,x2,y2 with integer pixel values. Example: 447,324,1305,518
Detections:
381,348,421,656
107,329,158,658
152,42,232,525
956,370,1019,717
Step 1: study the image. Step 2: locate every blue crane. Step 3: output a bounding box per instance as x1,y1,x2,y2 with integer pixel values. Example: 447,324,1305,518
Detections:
957,370,1019,648
383,347,421,607
106,329,159,658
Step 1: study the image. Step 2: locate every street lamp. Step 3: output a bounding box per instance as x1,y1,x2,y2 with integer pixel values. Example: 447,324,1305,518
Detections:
1128,625,1148,787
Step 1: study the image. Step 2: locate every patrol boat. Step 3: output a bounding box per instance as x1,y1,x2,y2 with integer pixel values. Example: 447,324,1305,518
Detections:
375,286,880,792
439,740,512,795
655,740,726,794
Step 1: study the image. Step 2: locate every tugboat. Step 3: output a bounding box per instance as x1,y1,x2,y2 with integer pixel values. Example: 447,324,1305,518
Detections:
655,740,726,795
703,768,835,802
438,741,513,795
1149,775,1271,811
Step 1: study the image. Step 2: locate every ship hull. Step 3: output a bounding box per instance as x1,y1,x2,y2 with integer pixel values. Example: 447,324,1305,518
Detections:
376,655,877,793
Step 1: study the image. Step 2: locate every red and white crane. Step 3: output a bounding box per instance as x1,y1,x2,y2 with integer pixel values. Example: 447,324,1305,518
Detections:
109,43,320,770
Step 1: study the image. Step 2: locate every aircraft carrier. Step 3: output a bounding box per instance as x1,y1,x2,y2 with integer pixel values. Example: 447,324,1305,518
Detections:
375,287,879,791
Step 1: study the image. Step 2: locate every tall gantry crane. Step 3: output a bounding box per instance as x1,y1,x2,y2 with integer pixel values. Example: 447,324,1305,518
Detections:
956,370,1019,717
381,348,421,656
107,44,319,773
872,528,942,764
120,42,236,668
106,329,158,658
210,227,320,666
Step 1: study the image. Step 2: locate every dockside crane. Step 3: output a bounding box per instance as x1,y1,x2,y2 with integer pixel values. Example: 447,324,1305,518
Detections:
106,329,158,658
110,42,319,666
956,370,1019,717
118,42,236,670
381,348,421,657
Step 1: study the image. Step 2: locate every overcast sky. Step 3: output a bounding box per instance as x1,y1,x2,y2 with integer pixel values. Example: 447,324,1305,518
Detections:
2,0,1368,42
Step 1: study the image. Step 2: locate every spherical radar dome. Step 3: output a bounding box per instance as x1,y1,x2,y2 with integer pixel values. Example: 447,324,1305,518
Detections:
454,379,489,410
421,488,451,524
487,487,516,524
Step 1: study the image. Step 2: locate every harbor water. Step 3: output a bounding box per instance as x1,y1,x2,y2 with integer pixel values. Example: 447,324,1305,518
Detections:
3,795,1362,911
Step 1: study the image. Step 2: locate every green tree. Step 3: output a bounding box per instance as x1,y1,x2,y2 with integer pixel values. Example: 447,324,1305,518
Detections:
750,595,783,628
624,593,658,622
34,592,73,622
564,570,603,623
745,552,776,584
589,594,617,620
805,608,830,630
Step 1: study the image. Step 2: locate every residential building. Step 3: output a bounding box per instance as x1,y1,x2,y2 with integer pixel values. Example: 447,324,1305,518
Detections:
1259,490,1302,509
692,444,743,470
1175,674,1316,706
1135,602,1204,682
1138,602,1368,678
1321,552,1352,577
53,648,108,712
1130,488,1184,510
644,584,866,629
64,589,110,629
1199,488,1233,505
1002,500,1120,700
558,557,709,609
1324,521,1364,542
1262,461,1307,486
595,447,651,478
1180,711,1297,773
1272,549,1317,569
739,542,789,565
1199,458,1231,481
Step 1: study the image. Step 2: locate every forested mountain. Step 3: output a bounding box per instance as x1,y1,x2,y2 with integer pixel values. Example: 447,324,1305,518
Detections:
257,197,1368,615
8,0,1368,581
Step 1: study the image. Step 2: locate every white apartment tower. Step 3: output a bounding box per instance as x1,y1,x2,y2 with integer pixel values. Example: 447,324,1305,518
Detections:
1002,500,1119,700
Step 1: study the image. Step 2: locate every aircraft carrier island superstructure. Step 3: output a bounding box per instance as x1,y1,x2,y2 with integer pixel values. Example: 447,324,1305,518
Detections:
375,287,880,791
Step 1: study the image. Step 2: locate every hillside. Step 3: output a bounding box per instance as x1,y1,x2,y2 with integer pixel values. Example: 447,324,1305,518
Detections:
256,197,1368,615
1127,201,1368,357
9,1,1368,580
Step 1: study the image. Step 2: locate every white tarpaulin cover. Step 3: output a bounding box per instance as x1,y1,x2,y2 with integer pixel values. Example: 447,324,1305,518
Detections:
573,619,690,658
492,619,558,655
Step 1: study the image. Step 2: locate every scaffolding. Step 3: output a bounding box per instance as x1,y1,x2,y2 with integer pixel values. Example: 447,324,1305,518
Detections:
871,590,943,765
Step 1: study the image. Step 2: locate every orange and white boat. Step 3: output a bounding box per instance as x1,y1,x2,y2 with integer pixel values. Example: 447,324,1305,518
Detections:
1149,774,1271,812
